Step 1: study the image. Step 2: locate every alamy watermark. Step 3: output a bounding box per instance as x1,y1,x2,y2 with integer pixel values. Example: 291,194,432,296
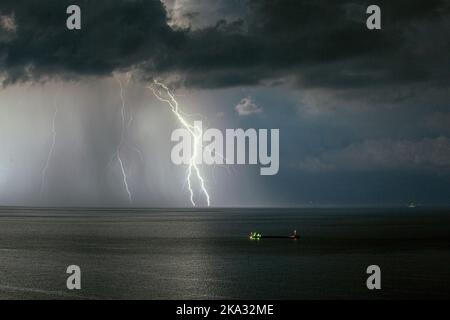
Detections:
171,121,279,175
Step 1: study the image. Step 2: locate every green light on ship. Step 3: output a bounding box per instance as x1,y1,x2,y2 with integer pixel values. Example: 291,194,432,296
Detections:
249,232,262,240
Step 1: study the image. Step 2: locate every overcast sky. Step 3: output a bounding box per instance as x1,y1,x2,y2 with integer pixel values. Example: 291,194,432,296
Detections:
0,0,449,207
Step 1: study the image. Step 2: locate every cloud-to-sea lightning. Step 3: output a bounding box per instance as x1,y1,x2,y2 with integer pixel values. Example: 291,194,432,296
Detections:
149,80,210,207
114,76,132,203
40,98,58,197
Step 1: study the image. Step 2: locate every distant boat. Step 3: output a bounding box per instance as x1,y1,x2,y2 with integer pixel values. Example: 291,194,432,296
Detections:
408,202,418,208
249,230,300,240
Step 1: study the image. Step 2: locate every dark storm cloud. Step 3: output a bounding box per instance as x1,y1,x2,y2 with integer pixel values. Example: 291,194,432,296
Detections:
0,0,183,84
0,0,449,88
157,0,450,88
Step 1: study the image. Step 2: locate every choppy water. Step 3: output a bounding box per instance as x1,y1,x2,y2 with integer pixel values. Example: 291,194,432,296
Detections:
0,207,449,299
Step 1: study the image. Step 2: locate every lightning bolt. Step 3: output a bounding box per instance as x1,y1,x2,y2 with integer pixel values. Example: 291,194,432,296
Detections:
149,80,210,207
40,98,58,197
125,76,145,163
114,76,132,204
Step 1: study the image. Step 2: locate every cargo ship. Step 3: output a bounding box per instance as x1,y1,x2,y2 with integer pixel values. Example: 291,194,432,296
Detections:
249,230,300,240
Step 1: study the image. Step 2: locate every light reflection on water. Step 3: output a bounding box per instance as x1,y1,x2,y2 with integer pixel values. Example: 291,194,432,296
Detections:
0,208,449,299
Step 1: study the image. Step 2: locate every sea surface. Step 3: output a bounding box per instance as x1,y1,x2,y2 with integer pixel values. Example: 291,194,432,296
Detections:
0,207,449,299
